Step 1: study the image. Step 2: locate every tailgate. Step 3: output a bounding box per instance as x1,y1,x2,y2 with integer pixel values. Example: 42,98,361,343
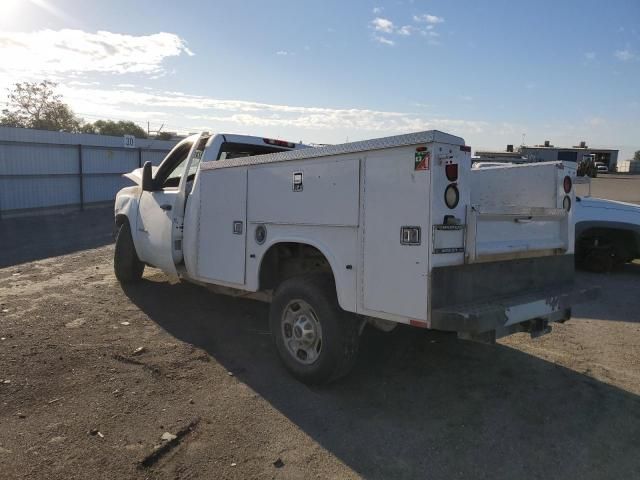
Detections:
466,205,569,262
468,162,572,263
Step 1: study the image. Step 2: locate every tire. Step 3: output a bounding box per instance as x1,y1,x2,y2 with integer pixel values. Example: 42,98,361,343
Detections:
114,221,145,283
583,247,614,273
269,274,359,385
612,241,634,267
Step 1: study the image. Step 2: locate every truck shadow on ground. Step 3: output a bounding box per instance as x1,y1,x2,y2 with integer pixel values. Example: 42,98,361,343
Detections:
0,207,114,268
123,275,640,480
574,265,640,323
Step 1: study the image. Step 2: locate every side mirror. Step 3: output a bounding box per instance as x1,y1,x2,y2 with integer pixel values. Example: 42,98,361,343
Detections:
141,161,154,192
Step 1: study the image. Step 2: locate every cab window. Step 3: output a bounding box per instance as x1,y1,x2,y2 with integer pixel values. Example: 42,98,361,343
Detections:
164,156,189,187
216,142,287,160
154,140,193,189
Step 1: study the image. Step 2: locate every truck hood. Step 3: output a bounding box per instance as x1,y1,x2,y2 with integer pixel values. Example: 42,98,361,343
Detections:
575,196,640,224
123,166,159,185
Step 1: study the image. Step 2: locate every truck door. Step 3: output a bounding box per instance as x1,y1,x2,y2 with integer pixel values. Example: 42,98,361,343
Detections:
195,167,248,285
135,135,204,277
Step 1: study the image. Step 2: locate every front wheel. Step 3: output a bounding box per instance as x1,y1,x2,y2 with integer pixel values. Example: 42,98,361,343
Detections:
114,221,145,283
269,274,359,385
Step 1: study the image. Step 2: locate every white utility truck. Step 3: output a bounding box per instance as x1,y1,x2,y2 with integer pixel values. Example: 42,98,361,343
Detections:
114,130,594,384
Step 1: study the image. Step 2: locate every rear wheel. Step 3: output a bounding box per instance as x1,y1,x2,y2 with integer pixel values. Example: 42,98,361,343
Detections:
269,274,359,385
114,221,145,283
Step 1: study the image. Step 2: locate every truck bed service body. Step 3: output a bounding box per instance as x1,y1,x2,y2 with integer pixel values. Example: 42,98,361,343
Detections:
114,130,594,383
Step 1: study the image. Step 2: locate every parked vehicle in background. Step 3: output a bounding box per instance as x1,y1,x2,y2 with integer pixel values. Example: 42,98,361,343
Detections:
577,153,598,178
595,161,609,174
575,196,640,272
471,161,513,169
114,130,594,384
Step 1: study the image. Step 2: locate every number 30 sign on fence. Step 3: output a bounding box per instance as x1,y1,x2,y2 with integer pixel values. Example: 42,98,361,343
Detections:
123,134,136,148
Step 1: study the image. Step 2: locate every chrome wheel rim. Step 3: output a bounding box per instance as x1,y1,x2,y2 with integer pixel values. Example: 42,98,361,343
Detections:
281,299,323,365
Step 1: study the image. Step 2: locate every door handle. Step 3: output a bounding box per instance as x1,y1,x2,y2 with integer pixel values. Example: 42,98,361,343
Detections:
160,204,172,211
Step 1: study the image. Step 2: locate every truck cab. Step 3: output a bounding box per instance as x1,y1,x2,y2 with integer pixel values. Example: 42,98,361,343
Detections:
114,133,310,278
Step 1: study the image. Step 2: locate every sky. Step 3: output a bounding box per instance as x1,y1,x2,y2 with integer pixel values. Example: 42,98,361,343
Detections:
0,0,638,159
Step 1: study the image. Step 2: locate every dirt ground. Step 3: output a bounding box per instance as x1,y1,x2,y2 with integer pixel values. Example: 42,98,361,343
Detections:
1,176,640,479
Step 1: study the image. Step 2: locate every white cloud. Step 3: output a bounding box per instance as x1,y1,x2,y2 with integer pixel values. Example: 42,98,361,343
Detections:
584,52,596,60
68,80,100,86
50,84,488,136
0,29,194,78
372,7,382,14
370,13,444,44
413,14,445,24
614,49,636,61
371,17,395,33
276,50,290,56
189,111,487,134
373,35,395,46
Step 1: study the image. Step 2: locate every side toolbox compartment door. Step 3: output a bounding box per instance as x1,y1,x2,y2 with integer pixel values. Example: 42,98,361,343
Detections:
196,168,247,285
361,147,431,320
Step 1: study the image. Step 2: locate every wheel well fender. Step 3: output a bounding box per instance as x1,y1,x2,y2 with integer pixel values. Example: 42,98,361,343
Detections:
256,238,351,311
576,222,640,257
115,214,129,227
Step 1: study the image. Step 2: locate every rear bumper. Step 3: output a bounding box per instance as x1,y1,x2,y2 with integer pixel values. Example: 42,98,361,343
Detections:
430,285,598,336
429,255,598,339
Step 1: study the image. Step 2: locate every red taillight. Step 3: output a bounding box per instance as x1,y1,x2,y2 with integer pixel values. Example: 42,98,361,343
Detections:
410,319,428,329
263,138,296,148
563,175,572,193
445,164,458,182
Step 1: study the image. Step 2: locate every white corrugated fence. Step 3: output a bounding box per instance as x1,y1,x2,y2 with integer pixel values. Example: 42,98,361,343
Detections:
0,126,178,217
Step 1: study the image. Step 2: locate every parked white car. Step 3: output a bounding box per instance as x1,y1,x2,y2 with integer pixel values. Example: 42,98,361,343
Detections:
595,162,609,174
114,130,594,383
